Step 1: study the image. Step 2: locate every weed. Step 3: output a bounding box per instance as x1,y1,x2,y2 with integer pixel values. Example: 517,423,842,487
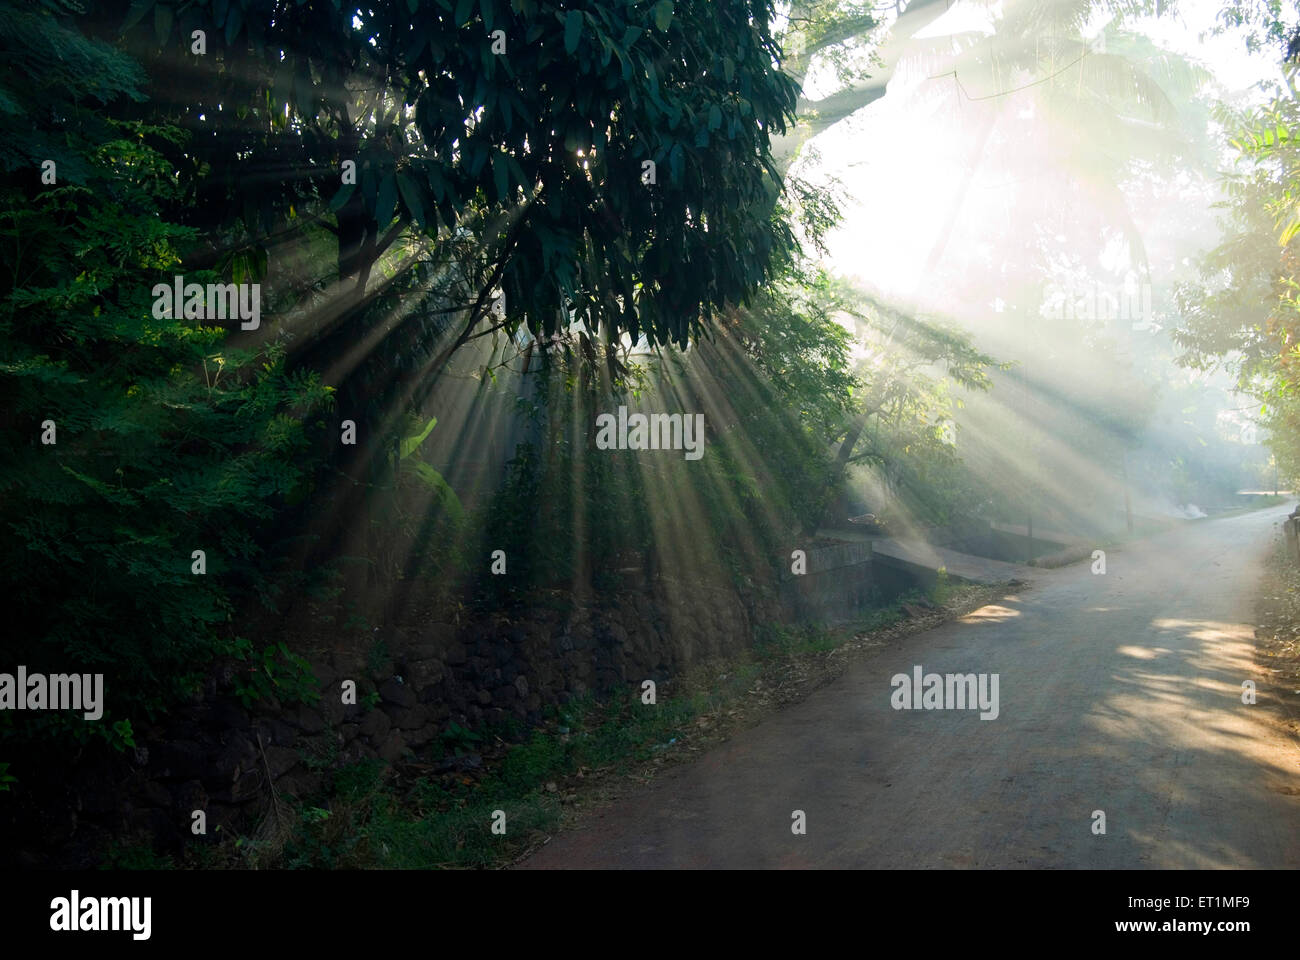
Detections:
100,841,175,870
366,636,389,676
440,720,483,757
930,567,954,605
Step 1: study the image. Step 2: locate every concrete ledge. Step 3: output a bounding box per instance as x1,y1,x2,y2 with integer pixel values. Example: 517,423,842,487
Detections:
779,541,873,580
1031,543,1097,568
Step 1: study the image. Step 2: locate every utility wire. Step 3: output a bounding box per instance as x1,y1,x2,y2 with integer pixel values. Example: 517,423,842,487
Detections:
927,49,1092,102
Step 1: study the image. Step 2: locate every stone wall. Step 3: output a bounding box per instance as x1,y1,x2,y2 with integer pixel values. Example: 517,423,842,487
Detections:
4,575,775,866
779,541,876,622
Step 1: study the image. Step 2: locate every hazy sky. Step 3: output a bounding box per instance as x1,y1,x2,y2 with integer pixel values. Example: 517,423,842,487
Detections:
806,0,1285,297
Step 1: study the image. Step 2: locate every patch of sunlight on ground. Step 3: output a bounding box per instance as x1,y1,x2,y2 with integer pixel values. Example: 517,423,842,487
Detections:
1089,615,1296,786
1116,645,1169,659
957,604,1021,624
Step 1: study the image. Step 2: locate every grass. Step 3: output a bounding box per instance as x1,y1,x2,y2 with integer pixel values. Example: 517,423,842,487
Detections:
268,688,739,869
269,579,988,869
100,841,176,870
1250,529,1300,706
131,575,1005,870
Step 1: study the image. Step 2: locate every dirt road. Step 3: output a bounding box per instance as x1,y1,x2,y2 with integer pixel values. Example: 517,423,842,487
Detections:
520,506,1300,868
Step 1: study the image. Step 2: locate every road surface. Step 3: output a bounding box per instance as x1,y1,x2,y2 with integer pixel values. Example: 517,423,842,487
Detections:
519,506,1300,868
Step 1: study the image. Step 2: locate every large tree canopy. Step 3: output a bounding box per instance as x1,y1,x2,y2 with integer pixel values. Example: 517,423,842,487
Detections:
98,0,800,365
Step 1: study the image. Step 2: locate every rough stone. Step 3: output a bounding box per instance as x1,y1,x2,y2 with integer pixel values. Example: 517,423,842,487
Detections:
148,740,208,781
319,692,347,725
378,678,417,709
406,658,444,689
359,709,391,740
172,780,209,815
208,702,251,730
404,723,439,748
277,770,322,799
226,770,263,804
140,781,172,809
340,740,374,765
377,731,407,763
294,706,326,734
391,705,430,731
261,745,300,780
403,641,442,663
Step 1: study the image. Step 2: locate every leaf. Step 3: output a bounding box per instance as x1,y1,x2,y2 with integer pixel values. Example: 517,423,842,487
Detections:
1280,209,1300,246
507,154,528,191
653,0,673,32
708,104,722,131
396,173,426,229
621,25,642,48
455,0,474,25
231,247,268,285
467,140,488,177
330,179,356,210
376,173,398,228
669,141,683,181
154,3,173,45
225,4,243,46
328,182,356,212
122,0,153,33
399,416,439,459
564,10,583,54
492,151,509,201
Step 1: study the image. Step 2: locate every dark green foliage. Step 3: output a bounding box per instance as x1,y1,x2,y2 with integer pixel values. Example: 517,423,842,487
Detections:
0,18,331,745
468,304,855,604
0,0,993,786
1174,92,1300,488
228,639,321,709
101,0,800,361
0,0,147,183
369,414,466,584
473,393,657,602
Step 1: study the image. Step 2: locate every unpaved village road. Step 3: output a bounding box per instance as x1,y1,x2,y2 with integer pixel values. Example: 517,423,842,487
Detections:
520,506,1300,868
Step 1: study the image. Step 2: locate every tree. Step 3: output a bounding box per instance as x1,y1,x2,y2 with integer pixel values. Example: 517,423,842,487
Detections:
0,1,330,746
772,0,950,167
1174,81,1300,484
797,280,1000,534
102,0,801,374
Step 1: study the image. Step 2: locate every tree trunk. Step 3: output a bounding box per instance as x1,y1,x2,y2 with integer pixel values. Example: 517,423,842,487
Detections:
773,0,952,168
803,108,996,535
